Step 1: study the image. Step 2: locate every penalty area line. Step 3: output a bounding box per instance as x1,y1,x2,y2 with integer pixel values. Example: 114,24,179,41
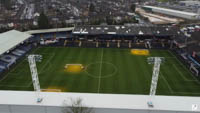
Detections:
38,51,55,74
167,50,200,84
160,71,200,95
172,64,195,81
160,72,174,94
0,47,40,82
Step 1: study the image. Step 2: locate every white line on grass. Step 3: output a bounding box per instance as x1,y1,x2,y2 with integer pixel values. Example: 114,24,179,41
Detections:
0,47,54,89
29,50,56,89
0,60,29,86
160,72,174,94
0,48,40,82
160,71,200,95
97,48,104,93
9,60,26,75
17,50,56,89
167,50,200,83
172,64,195,81
38,52,55,74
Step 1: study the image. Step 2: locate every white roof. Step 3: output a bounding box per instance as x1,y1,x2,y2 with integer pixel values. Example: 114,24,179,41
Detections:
0,91,200,112
26,27,74,34
144,6,199,16
180,1,200,4
0,30,32,55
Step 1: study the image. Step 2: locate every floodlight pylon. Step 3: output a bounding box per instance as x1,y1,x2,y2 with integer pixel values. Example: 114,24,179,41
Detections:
28,55,42,92
147,57,164,96
28,54,43,102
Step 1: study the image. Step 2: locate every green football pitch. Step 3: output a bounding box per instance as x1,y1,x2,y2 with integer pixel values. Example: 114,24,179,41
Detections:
0,47,200,96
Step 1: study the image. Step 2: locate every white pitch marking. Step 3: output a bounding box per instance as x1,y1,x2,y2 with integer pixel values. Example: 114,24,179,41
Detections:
173,64,195,81
38,52,55,74
167,50,200,83
160,71,200,95
160,72,174,94
0,48,40,82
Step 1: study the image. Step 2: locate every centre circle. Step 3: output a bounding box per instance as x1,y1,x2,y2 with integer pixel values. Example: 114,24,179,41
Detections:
85,62,117,78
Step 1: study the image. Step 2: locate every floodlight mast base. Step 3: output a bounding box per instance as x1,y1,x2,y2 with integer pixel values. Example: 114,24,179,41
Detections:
28,54,43,102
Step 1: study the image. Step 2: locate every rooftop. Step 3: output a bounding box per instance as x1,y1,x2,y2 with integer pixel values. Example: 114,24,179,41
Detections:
26,27,74,35
0,30,32,55
143,6,199,16
73,25,179,36
0,91,200,112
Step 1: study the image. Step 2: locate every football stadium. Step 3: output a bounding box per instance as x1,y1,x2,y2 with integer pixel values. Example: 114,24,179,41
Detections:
0,25,200,113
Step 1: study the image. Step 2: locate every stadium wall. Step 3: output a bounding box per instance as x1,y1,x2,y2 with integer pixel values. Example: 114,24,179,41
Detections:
0,91,199,113
0,105,197,113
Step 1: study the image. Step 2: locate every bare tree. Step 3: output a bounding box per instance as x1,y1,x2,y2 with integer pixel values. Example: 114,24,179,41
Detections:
62,98,94,113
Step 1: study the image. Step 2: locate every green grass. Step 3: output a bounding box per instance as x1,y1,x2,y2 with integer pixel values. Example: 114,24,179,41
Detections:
0,47,200,96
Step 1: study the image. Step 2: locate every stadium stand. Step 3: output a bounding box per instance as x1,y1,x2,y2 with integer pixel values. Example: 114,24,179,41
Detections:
0,30,32,77
70,25,181,49
0,60,8,68
0,44,33,76
173,30,200,77
26,27,74,35
0,30,32,55
72,25,178,36
27,25,180,49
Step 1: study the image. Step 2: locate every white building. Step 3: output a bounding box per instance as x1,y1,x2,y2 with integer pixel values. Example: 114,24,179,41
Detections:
142,6,200,20
180,0,200,7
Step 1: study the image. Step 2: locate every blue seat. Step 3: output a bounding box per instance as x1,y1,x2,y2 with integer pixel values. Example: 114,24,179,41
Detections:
0,68,3,73
188,55,200,67
0,60,8,67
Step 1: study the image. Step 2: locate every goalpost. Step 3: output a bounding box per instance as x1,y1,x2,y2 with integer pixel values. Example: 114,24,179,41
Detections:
65,64,84,69
64,64,84,73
